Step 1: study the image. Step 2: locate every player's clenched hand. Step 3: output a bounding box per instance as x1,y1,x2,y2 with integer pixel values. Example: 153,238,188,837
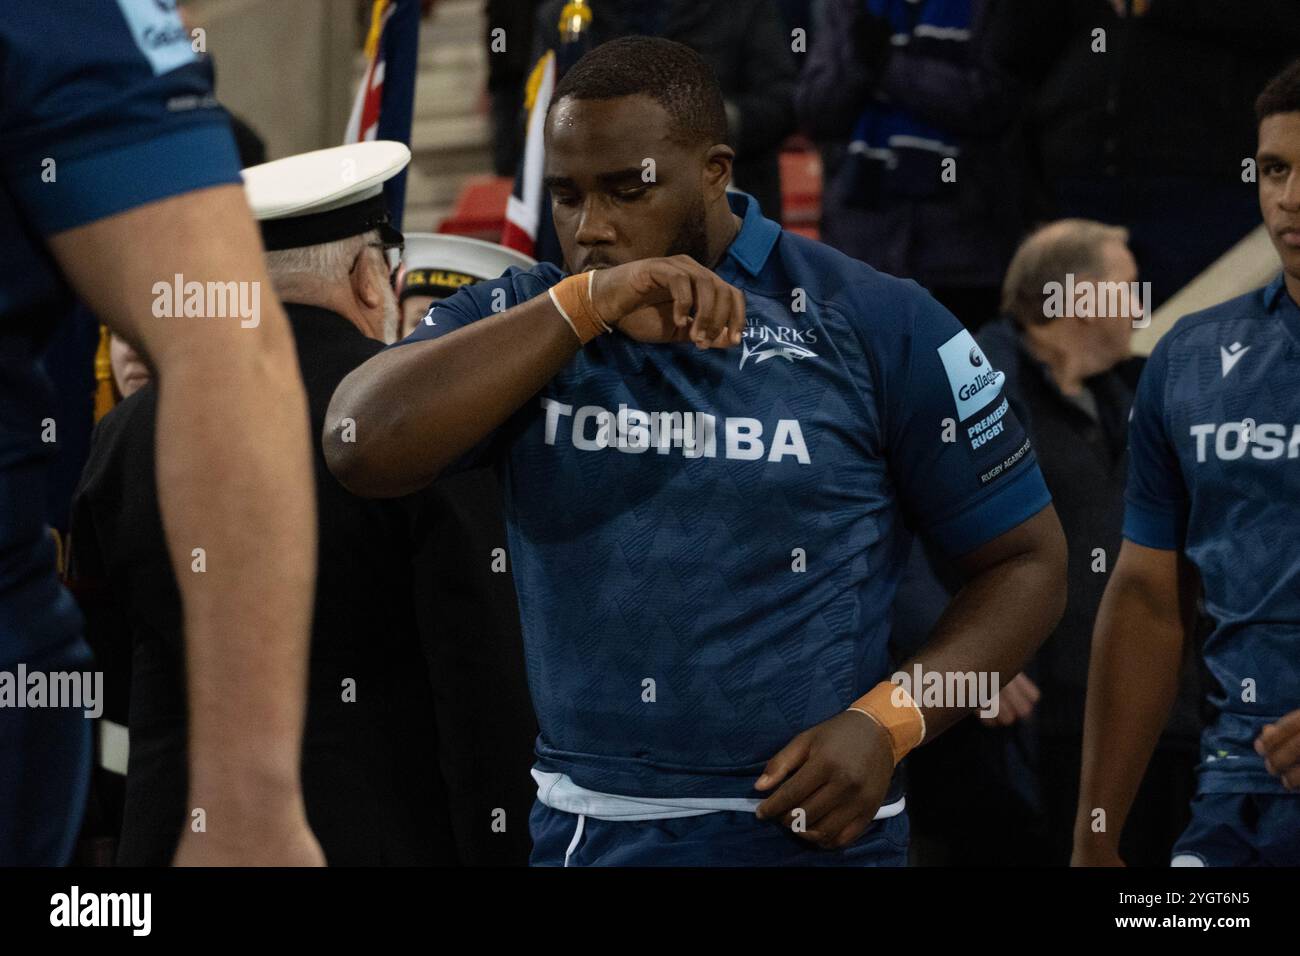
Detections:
589,255,746,349
1256,709,1300,789
753,710,894,850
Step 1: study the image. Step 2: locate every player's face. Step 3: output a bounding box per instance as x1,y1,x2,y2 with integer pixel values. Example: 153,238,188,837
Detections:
1258,112,1300,279
544,94,711,274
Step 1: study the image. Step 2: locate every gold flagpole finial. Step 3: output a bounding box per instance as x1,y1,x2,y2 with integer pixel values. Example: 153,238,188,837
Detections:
93,323,117,423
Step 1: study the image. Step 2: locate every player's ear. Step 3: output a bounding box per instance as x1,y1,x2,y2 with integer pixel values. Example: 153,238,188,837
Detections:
702,143,734,200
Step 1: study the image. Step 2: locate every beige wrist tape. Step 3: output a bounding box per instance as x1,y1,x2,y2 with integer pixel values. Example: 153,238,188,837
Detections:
548,270,611,344
847,680,926,766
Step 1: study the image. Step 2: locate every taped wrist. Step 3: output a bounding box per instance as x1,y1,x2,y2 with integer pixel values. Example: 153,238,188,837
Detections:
847,680,926,766
548,270,612,344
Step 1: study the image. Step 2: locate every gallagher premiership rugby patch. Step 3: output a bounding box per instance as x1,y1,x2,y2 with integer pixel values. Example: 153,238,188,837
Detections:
114,0,197,76
937,328,1004,421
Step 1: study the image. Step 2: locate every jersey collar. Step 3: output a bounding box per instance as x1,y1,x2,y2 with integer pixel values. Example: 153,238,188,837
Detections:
1264,272,1293,313
722,191,780,278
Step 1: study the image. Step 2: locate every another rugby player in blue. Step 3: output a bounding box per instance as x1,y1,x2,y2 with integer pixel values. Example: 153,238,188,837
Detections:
329,37,1067,866
1074,60,1300,867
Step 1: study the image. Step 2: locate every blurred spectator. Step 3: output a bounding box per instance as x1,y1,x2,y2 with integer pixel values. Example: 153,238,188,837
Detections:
530,0,798,219
798,0,1024,330
986,219,1203,864
902,220,1203,865
987,0,1300,309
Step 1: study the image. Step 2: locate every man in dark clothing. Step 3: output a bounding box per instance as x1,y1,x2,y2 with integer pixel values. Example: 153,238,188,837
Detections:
987,0,1300,310
530,0,797,220
983,219,1201,864
71,302,456,865
898,218,1202,865
67,144,461,864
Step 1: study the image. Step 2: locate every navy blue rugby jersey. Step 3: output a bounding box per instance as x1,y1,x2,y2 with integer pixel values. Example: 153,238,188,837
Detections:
396,191,1051,797
1125,274,1300,795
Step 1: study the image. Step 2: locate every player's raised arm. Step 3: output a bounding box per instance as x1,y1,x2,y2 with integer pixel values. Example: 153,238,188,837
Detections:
48,184,322,866
1071,541,1197,866
325,255,744,497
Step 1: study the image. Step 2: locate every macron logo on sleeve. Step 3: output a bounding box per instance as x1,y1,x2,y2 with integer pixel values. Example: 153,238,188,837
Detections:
1220,342,1250,378
937,329,1004,421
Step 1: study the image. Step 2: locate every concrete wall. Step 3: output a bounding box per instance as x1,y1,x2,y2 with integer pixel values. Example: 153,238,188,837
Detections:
185,0,363,160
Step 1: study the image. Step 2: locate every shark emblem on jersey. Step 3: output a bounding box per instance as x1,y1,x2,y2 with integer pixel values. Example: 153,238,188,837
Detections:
739,338,818,369
1220,342,1250,378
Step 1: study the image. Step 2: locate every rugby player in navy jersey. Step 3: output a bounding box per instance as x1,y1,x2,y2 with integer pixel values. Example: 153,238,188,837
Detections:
1074,60,1300,867
329,36,1066,865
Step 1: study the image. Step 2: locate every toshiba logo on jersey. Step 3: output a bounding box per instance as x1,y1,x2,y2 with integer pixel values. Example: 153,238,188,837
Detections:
540,397,811,463
1191,421,1300,462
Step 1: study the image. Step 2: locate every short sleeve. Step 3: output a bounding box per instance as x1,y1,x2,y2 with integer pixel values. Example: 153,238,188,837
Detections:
397,279,503,346
0,1,241,237
883,287,1052,557
1121,338,1187,550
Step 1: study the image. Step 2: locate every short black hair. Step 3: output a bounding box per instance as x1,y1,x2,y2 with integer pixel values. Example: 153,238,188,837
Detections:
1257,59,1300,123
548,36,729,148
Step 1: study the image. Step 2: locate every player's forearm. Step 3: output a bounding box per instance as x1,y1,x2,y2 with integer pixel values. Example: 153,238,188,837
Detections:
902,506,1067,738
326,293,579,496
154,328,318,814
1073,573,1185,854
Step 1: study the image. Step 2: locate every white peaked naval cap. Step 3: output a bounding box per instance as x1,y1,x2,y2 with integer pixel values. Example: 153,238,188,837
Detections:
241,141,411,250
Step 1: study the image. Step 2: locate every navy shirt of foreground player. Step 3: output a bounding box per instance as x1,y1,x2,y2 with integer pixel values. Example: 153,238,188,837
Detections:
1124,274,1300,796
397,191,1051,798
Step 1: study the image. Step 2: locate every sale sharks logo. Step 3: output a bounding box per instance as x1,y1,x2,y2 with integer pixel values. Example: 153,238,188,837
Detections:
738,323,819,370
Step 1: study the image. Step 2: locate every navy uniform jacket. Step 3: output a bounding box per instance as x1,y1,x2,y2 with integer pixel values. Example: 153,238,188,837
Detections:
70,304,535,864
